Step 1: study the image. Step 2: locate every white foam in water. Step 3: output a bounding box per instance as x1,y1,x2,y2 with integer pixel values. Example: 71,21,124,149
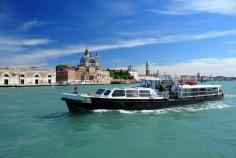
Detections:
175,102,231,112
140,109,167,114
93,109,110,113
92,102,232,114
118,110,137,114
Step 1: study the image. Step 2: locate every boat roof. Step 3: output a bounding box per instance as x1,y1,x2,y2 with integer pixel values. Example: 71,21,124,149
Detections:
180,85,221,89
101,87,153,91
142,76,172,81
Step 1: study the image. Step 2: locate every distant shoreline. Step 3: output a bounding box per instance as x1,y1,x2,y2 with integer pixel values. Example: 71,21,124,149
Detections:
0,82,140,88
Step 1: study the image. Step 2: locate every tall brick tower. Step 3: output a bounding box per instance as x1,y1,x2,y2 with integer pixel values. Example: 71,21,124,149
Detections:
146,61,150,76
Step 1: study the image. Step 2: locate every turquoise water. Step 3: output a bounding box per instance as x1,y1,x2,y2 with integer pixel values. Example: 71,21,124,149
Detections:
0,82,236,158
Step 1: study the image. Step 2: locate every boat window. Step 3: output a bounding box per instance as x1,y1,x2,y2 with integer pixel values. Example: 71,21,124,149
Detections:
182,88,191,97
219,87,222,93
190,88,198,96
141,80,152,87
126,90,138,97
199,88,206,95
96,89,106,95
139,90,150,97
183,89,190,93
112,90,125,97
212,87,218,91
104,90,111,96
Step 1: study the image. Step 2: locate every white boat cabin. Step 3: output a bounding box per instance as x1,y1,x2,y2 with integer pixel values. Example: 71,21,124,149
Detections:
180,85,223,98
62,78,223,102
95,87,166,99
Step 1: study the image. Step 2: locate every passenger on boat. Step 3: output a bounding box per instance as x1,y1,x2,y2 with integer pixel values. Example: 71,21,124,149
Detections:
175,83,181,98
170,84,176,99
159,83,165,92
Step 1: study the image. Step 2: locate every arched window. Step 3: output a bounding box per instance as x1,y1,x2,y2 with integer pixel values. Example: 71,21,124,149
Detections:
48,74,52,84
34,74,40,85
4,74,10,77
20,74,25,85
3,73,10,85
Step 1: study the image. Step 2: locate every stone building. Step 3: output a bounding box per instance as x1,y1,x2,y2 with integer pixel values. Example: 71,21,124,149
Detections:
128,65,139,81
56,49,110,84
0,67,56,86
180,75,198,82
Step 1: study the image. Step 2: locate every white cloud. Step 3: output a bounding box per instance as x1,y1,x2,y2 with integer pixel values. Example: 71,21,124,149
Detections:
102,1,136,16
20,19,41,31
149,0,236,16
2,29,236,68
133,58,236,77
0,36,53,46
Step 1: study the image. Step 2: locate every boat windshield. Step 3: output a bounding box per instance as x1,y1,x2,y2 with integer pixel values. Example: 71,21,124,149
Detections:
96,89,106,95
141,80,154,87
104,90,111,96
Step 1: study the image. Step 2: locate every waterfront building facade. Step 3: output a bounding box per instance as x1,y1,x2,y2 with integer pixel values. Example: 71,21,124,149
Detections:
128,65,139,81
180,75,198,82
0,67,56,86
56,49,110,84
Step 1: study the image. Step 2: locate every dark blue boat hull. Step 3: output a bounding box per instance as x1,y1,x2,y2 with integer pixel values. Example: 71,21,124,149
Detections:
62,94,224,113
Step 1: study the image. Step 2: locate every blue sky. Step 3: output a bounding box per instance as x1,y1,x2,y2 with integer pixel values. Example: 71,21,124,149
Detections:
1,0,236,76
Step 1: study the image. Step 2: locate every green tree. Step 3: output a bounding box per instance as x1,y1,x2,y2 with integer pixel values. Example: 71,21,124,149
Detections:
109,70,133,80
56,64,69,71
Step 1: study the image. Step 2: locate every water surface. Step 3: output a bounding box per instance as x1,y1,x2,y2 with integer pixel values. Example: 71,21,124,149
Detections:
0,82,236,158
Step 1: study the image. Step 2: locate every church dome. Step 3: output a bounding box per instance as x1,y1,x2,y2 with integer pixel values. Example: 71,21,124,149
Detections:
80,56,86,64
89,58,96,64
79,49,98,67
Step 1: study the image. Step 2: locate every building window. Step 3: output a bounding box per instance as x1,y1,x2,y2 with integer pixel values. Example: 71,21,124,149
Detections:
89,75,94,80
4,79,9,85
3,73,10,85
20,74,25,85
35,79,39,85
34,74,40,85
48,75,52,84
20,79,25,85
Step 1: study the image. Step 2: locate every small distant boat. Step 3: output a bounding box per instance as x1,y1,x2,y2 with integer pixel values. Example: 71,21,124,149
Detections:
61,77,224,113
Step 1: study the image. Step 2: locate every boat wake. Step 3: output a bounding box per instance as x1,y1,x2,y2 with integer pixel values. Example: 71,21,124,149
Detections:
92,102,232,115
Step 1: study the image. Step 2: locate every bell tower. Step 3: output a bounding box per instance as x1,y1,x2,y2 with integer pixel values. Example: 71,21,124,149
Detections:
95,53,99,66
146,61,150,76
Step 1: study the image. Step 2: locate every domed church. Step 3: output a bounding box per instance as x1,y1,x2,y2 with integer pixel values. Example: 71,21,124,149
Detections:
79,49,99,67
56,49,110,84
